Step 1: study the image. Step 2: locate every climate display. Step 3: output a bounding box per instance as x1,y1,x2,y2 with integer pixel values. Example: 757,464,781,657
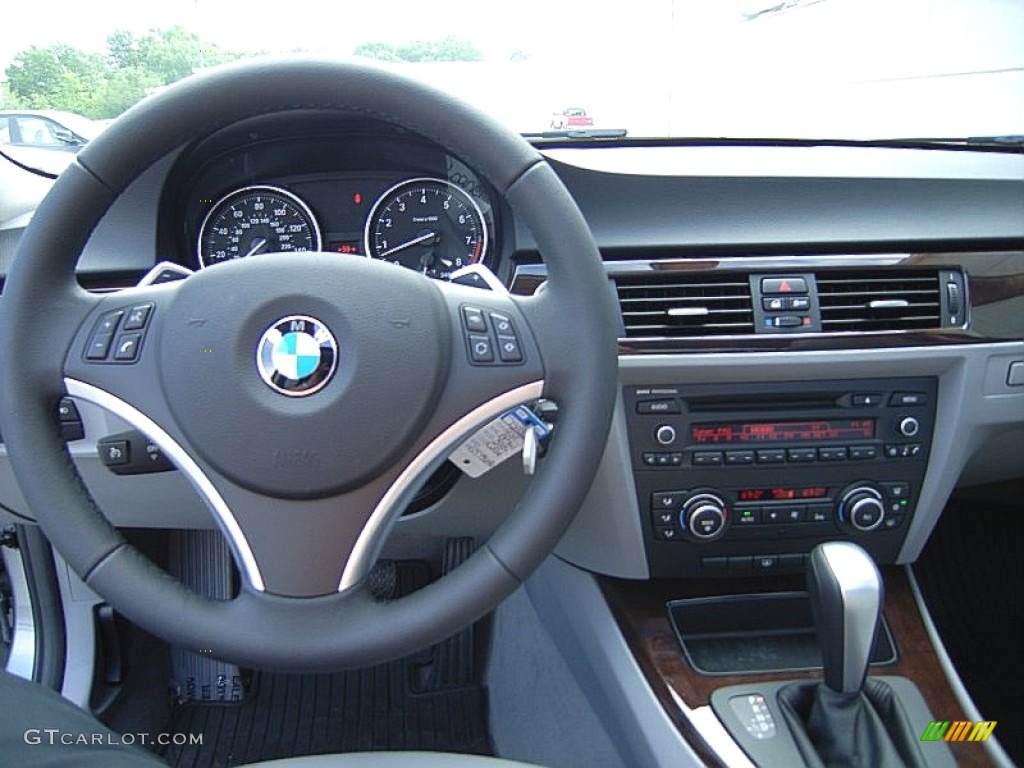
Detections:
737,487,829,502
691,419,874,444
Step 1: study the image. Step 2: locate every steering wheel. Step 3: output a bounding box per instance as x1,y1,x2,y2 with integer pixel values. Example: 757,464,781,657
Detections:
0,59,618,671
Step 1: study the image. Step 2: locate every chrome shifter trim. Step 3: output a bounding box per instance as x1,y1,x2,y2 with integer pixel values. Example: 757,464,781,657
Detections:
819,541,882,694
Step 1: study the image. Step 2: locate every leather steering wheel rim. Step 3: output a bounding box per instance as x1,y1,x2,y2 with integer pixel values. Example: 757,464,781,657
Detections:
0,58,619,670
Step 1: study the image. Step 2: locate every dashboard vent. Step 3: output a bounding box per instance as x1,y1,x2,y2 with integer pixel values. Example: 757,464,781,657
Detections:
614,273,754,337
817,270,942,332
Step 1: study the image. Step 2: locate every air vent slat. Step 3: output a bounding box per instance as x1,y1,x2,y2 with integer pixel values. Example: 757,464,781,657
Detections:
817,269,943,332
613,273,754,338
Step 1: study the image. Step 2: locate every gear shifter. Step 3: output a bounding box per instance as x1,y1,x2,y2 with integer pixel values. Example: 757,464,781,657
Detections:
807,541,882,695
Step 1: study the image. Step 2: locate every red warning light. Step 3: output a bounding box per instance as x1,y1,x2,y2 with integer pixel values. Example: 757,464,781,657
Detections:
780,280,792,292
353,193,362,205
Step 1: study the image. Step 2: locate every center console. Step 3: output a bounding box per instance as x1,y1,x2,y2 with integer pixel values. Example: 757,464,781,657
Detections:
624,377,937,577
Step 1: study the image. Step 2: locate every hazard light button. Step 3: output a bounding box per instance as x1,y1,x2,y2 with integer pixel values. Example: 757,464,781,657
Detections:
761,277,808,295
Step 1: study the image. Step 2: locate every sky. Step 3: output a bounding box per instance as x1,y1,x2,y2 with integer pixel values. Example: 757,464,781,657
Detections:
2,0,1021,138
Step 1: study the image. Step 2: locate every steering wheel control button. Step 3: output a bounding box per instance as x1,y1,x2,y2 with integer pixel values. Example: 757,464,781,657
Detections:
98,431,175,475
122,304,153,331
461,306,487,332
113,333,142,361
57,398,80,422
96,310,124,335
99,439,130,466
86,333,115,360
461,306,525,366
497,335,523,362
256,316,338,397
468,334,494,362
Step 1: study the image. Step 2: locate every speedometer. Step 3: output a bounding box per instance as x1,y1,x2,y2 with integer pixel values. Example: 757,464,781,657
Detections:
197,185,321,267
364,178,488,279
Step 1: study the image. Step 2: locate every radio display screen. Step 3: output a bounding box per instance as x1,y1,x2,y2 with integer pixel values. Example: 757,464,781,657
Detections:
690,419,875,444
737,486,829,502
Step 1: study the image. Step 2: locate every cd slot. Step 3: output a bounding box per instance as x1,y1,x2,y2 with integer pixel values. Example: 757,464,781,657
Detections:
684,394,841,413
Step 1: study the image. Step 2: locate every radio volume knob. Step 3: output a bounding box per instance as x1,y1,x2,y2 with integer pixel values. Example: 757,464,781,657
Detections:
681,493,728,541
655,424,677,446
839,486,885,532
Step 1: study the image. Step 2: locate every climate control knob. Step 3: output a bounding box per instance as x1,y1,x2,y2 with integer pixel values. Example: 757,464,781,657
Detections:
838,485,885,532
680,492,728,541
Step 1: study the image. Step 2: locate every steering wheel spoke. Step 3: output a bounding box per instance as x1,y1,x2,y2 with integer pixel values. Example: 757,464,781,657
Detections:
0,59,619,671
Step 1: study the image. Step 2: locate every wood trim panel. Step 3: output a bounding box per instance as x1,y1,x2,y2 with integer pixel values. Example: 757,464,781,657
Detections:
600,568,995,767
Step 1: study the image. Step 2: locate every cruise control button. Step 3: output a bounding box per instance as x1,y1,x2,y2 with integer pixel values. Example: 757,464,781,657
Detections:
113,333,142,361
122,304,153,331
461,306,487,332
489,312,515,336
468,334,494,363
497,335,523,363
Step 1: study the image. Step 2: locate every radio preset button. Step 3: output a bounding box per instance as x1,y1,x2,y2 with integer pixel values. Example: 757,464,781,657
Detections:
693,451,724,466
849,445,878,461
818,447,847,461
756,449,786,463
725,450,756,465
787,448,817,463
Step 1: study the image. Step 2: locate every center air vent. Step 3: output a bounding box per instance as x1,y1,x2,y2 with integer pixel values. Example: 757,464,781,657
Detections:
816,270,948,332
614,273,754,338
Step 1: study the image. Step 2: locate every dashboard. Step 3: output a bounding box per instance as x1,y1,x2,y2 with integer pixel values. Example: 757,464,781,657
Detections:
162,114,500,279
1,112,1023,586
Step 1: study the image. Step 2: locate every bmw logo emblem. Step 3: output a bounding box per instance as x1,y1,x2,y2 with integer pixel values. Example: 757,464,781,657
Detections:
256,315,338,397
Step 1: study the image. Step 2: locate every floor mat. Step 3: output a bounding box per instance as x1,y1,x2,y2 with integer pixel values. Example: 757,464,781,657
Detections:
913,495,1024,764
159,663,491,767
158,556,491,767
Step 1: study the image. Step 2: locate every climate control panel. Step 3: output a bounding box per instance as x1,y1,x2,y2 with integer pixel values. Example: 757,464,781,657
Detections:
626,377,937,577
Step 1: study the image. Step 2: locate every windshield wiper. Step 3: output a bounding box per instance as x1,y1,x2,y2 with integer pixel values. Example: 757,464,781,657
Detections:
880,135,1024,149
521,128,628,140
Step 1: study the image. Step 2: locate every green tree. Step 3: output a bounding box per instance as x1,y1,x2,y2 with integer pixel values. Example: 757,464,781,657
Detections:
5,45,106,114
355,36,482,63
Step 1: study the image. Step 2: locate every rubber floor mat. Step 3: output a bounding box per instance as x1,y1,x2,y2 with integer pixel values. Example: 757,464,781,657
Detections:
913,497,1023,764
158,657,491,767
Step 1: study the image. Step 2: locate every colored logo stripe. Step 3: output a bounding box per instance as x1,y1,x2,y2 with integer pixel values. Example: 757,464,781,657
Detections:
921,720,997,742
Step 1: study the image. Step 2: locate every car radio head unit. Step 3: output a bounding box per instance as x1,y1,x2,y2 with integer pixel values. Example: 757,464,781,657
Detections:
624,377,937,578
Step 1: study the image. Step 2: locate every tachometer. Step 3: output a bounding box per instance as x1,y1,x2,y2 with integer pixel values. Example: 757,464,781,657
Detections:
197,185,321,267
364,177,488,279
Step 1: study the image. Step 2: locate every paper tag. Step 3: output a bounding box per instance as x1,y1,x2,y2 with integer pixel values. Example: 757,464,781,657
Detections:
450,406,551,478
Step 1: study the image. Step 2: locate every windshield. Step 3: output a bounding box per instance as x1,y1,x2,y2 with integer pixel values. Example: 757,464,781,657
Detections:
1,0,1021,141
